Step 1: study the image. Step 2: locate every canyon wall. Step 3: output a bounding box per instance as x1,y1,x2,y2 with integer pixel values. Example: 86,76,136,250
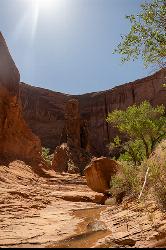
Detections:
0,32,41,163
20,69,166,156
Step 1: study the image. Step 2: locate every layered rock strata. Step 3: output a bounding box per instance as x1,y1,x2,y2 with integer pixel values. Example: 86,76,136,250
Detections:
20,69,166,156
0,32,41,164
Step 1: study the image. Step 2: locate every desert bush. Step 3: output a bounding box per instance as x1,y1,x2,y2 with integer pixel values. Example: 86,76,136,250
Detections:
147,161,166,210
114,140,166,209
110,162,141,201
145,140,166,209
42,147,54,166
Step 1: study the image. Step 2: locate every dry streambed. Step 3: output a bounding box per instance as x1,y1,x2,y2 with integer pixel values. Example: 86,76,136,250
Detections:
0,161,109,248
0,161,166,248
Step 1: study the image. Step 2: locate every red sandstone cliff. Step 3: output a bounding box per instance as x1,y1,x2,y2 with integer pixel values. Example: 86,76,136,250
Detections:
0,32,42,163
20,69,166,156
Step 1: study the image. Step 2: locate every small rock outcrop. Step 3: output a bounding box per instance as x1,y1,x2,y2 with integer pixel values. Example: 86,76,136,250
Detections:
84,157,118,194
52,99,91,174
52,144,69,173
0,32,41,164
52,143,80,174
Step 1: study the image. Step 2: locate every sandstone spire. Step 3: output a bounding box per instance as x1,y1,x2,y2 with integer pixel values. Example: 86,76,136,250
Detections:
65,99,81,148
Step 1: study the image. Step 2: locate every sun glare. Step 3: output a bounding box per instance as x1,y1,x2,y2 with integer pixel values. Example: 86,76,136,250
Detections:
17,0,65,43
35,0,55,10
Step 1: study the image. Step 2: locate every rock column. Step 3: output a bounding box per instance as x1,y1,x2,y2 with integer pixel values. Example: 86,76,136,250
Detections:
65,99,81,148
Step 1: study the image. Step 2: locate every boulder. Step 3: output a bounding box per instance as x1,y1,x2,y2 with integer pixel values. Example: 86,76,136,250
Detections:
0,32,42,164
84,157,118,194
87,220,108,232
52,144,69,173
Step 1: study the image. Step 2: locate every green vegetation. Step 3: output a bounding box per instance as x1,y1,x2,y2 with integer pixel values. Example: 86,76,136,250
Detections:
110,158,166,210
114,0,166,69
107,102,166,209
42,147,54,166
110,162,141,199
107,101,166,164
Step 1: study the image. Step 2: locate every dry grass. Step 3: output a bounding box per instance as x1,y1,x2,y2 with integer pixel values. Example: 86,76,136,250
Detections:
142,139,166,210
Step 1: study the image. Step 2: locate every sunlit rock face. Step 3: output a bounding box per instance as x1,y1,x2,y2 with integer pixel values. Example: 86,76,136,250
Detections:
65,99,81,149
20,66,166,157
0,33,19,97
0,32,42,164
52,99,91,174
84,157,118,194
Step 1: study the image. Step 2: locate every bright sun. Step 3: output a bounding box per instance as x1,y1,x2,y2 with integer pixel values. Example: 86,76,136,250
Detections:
22,0,64,41
35,0,55,9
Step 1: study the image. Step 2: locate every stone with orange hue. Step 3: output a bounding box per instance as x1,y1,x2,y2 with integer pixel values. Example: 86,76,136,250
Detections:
0,32,41,164
52,143,72,173
84,157,118,194
52,99,91,174
65,99,81,148
20,69,166,157
52,143,91,174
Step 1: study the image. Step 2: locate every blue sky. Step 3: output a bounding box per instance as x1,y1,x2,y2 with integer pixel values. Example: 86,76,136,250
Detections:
0,0,153,94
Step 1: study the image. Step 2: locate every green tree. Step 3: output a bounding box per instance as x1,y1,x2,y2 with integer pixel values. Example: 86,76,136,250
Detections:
42,147,54,166
109,136,146,165
114,0,166,69
106,101,166,162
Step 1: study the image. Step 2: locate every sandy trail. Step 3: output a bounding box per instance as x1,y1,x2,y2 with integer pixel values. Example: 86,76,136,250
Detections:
1,161,166,248
0,161,107,248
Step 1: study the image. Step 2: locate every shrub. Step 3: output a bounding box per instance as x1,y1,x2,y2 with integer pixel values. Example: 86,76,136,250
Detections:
148,161,166,210
144,140,166,210
110,162,141,201
107,101,166,162
109,140,166,210
42,147,54,166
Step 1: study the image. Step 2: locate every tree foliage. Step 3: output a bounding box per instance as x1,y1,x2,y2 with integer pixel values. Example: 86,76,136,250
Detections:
107,101,166,164
114,0,166,69
42,147,54,166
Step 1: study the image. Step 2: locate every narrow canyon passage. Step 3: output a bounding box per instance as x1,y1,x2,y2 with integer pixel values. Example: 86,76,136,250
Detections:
0,161,166,248
0,161,109,248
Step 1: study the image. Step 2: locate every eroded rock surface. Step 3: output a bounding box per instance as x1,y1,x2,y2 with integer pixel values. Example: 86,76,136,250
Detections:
52,143,90,174
52,99,91,174
0,32,41,164
95,199,166,248
0,161,165,248
20,69,166,156
52,144,69,173
84,157,118,194
0,161,106,248
65,99,81,148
